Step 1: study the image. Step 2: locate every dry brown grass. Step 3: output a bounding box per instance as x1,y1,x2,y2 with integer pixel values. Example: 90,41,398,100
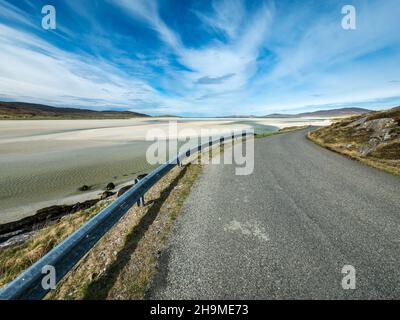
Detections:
279,125,310,132
0,201,112,287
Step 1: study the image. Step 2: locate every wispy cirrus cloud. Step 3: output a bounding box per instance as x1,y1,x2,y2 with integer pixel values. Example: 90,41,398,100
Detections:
112,0,273,98
194,0,246,39
0,21,163,112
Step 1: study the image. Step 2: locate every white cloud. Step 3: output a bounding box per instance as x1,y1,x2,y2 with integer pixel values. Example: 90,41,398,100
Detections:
194,0,246,39
0,23,168,112
1,0,399,116
113,0,273,101
112,0,182,50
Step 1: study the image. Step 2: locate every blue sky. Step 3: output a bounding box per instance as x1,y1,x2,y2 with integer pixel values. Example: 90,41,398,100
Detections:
0,0,399,116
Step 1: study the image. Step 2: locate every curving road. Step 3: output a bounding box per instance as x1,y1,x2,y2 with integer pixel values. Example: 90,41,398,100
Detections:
147,128,400,299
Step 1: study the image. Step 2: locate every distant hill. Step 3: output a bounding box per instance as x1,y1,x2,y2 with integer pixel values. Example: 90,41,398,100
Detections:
156,114,182,118
220,115,257,118
0,102,149,119
261,113,293,118
263,107,372,118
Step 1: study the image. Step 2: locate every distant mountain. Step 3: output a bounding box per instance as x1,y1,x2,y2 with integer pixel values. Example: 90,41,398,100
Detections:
156,114,182,118
220,115,257,118
263,107,372,118
261,113,293,118
0,102,149,119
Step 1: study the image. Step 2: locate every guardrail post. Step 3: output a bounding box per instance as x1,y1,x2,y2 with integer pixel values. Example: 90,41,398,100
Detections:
177,154,183,167
134,178,145,207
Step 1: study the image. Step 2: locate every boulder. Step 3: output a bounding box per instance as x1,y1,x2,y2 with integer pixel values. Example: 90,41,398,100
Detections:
117,185,133,197
0,231,36,249
360,118,396,131
78,185,90,191
101,191,114,200
359,138,381,157
371,128,392,141
345,117,368,128
137,173,148,180
106,182,115,190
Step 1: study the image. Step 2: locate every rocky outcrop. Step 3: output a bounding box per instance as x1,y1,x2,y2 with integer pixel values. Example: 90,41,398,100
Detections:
359,138,382,157
360,118,396,131
101,191,115,200
345,117,368,128
0,231,37,249
353,118,398,156
341,115,399,157
0,199,100,243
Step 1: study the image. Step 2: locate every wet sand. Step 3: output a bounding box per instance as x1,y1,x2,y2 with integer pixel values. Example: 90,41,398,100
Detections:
0,117,331,223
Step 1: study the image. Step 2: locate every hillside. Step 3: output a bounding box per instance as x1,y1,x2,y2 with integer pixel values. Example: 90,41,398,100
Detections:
308,107,400,175
263,107,372,118
0,102,149,119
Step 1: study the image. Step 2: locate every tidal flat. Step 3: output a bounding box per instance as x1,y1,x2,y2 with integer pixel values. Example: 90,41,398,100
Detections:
0,117,331,223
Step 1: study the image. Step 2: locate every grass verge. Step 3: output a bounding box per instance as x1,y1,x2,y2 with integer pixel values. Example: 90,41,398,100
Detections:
307,124,400,176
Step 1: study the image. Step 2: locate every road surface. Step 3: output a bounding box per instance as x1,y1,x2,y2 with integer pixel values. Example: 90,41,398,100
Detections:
147,128,400,299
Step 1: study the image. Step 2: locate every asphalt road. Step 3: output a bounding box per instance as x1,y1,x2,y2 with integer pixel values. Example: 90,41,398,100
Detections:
147,128,400,299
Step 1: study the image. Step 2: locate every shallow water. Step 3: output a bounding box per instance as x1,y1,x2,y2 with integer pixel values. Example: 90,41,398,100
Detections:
0,141,155,217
